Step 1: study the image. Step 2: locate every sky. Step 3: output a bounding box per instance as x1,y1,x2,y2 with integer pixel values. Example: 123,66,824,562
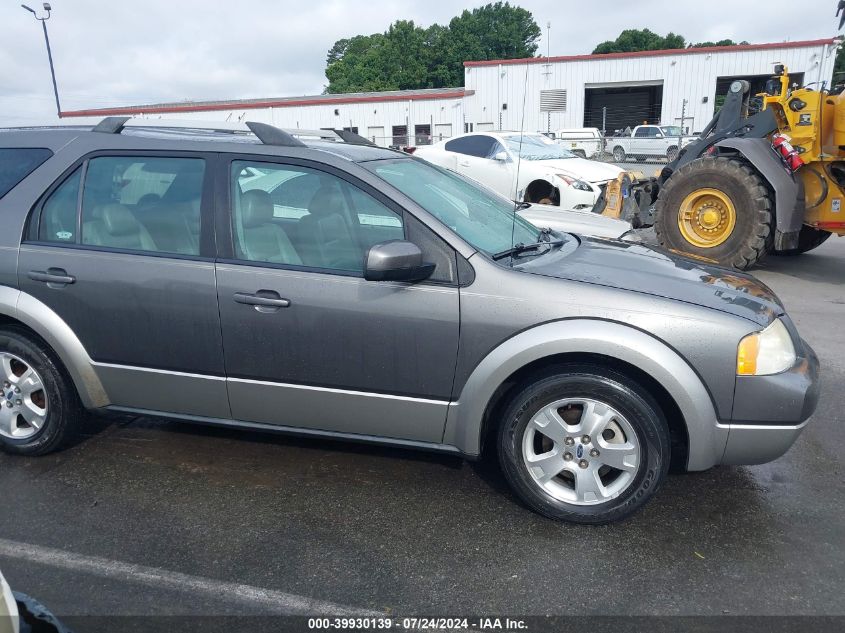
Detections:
1,0,839,126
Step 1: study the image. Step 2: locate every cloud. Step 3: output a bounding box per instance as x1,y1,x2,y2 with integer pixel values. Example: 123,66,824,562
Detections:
1,0,837,126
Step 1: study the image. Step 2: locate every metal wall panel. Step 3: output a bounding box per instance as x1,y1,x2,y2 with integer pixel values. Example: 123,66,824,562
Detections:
464,43,837,134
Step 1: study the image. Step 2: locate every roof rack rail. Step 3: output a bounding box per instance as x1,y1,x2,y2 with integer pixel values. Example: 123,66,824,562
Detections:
245,121,306,147
90,117,323,148
91,116,131,134
333,129,376,146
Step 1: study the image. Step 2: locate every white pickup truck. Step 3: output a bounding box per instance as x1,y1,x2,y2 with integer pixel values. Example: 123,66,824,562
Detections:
608,125,697,163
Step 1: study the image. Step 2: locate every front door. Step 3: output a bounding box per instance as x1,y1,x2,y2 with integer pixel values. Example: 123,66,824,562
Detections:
215,157,460,443
19,153,228,418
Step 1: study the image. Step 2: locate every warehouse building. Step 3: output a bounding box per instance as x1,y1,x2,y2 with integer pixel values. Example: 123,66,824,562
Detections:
462,38,838,135
62,87,470,147
62,38,838,144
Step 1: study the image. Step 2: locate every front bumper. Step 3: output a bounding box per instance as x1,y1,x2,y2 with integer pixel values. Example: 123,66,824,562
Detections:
720,341,820,465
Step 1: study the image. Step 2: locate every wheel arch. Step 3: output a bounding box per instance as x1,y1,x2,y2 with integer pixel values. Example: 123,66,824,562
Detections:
0,286,108,408
442,319,724,471
523,179,559,205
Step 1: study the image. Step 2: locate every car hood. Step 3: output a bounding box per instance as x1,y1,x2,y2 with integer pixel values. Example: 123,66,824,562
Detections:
518,236,782,325
519,206,631,239
534,158,623,183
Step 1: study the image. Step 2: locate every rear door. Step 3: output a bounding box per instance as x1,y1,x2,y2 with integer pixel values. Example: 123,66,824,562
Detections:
19,151,228,418
631,127,651,155
214,156,461,443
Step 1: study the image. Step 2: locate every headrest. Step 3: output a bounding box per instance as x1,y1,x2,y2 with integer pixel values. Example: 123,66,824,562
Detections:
307,186,343,218
98,204,139,236
241,189,274,228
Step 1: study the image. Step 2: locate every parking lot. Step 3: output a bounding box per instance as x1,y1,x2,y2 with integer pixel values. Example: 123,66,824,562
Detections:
0,237,843,624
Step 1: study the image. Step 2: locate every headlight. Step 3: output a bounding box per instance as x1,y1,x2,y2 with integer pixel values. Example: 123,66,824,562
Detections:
736,319,796,376
555,174,593,192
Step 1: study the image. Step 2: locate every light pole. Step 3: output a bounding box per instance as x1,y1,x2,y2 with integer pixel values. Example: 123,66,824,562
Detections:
22,3,62,118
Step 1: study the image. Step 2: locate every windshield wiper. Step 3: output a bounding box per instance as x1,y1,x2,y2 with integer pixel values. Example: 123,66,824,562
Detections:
492,237,563,261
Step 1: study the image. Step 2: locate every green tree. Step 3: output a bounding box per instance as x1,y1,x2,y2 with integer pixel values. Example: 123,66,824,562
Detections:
592,29,686,54
835,44,845,85
324,2,541,93
689,39,749,48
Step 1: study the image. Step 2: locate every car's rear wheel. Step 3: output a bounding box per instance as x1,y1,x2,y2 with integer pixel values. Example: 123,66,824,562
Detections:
0,327,82,456
497,364,670,524
612,146,626,162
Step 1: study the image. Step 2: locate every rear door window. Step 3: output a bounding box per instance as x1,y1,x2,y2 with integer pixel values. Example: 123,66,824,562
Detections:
36,156,206,256
0,148,52,200
80,157,205,255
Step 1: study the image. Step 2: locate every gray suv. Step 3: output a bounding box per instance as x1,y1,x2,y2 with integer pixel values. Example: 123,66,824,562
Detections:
0,118,820,524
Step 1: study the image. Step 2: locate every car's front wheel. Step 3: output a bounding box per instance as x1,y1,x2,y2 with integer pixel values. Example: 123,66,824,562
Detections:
0,327,82,456
497,364,670,524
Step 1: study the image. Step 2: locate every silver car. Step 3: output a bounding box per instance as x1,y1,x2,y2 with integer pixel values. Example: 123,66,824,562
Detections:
0,119,819,523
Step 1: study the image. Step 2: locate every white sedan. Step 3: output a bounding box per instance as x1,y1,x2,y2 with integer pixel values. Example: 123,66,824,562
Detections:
0,569,16,633
414,131,624,210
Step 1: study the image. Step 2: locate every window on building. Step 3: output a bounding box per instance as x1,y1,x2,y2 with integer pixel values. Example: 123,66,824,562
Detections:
392,125,408,147
414,124,432,146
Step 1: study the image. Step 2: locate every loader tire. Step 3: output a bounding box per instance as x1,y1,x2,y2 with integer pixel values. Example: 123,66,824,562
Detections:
654,157,773,270
773,226,832,255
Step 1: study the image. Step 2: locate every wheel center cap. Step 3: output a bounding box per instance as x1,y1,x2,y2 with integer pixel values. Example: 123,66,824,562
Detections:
576,444,584,459
699,208,720,228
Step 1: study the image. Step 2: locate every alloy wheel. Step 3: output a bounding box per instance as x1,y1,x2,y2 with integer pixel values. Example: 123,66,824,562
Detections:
0,352,48,440
521,398,640,505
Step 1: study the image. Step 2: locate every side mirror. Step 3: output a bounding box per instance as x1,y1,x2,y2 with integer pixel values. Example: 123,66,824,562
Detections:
493,151,510,162
364,240,435,282
655,132,664,138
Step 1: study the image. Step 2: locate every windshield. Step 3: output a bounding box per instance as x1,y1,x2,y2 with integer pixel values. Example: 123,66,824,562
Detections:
366,158,543,256
660,126,683,137
503,134,577,161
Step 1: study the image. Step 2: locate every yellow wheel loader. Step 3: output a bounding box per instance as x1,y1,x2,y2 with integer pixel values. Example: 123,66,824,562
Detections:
598,4,845,270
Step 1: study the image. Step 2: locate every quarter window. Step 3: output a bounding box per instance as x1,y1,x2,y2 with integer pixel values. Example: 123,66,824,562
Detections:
231,161,404,273
80,157,205,255
38,167,81,243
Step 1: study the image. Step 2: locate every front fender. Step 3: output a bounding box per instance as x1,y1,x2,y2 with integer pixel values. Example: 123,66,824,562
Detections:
442,319,726,470
715,137,804,250
0,286,108,408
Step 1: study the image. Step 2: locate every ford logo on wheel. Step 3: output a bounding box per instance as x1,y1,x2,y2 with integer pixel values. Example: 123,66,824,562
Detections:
576,445,584,459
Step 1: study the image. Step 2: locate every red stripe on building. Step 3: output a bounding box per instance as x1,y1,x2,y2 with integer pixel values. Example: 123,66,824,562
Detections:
60,90,473,118
463,39,838,67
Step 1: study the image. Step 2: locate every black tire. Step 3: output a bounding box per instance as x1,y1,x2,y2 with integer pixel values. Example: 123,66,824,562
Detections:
497,364,670,524
612,146,626,162
773,226,832,256
654,157,773,269
0,327,82,456
573,149,587,159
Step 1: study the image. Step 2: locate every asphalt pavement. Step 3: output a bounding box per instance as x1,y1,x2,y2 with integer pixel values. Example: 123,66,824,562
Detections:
0,239,843,627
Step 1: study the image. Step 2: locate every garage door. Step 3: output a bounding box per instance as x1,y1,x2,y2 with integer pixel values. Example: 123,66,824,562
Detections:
584,82,663,133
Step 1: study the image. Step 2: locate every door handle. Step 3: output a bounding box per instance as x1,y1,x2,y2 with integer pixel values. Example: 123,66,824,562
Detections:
233,291,291,311
28,269,76,286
